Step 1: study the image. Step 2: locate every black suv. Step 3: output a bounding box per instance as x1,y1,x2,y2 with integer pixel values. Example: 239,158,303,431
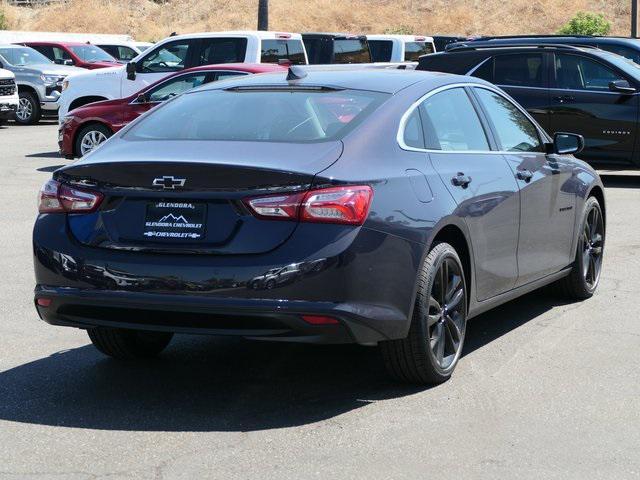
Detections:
418,43,640,167
468,35,640,65
302,33,371,64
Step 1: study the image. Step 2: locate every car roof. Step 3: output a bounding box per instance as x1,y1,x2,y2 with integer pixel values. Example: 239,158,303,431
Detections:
196,67,471,94
302,33,367,39
366,34,434,42
475,35,640,47
165,31,303,42
22,41,91,46
182,63,287,74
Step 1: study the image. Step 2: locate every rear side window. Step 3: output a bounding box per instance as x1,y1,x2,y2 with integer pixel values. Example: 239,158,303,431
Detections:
492,53,545,87
554,53,625,91
404,42,434,61
334,39,371,63
140,41,191,73
199,38,248,64
100,45,137,62
260,39,306,65
474,88,542,152
126,88,389,143
419,88,490,151
369,40,393,62
402,110,425,148
147,73,208,102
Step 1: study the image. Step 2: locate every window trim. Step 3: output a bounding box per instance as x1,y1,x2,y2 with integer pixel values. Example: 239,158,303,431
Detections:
397,82,549,154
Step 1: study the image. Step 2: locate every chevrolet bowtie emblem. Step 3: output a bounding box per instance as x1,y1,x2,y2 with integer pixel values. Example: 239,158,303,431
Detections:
152,176,186,190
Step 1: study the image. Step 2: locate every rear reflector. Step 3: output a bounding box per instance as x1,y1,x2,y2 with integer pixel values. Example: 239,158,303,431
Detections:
38,179,103,214
275,33,292,39
245,185,373,225
302,315,339,325
36,297,52,307
415,36,427,41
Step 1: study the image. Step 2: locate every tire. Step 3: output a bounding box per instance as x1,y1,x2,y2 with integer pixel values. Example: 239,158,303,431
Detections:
74,123,113,157
15,91,41,125
87,328,173,360
554,196,605,300
381,242,467,384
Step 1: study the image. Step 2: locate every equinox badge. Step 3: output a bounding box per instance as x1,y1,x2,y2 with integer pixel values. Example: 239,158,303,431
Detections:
152,176,186,190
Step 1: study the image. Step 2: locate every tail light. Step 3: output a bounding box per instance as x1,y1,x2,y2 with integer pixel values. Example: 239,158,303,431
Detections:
245,185,372,225
38,179,103,214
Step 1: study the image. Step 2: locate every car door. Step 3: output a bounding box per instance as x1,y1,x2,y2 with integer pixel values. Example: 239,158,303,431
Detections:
415,86,521,300
472,52,551,131
126,39,195,97
471,86,577,285
548,52,639,164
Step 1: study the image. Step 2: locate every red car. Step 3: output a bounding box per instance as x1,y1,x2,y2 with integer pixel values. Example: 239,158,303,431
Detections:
22,41,121,70
59,63,286,158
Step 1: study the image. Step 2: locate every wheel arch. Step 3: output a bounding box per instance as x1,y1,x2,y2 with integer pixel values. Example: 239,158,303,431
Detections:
587,184,606,231
69,96,109,112
17,84,38,98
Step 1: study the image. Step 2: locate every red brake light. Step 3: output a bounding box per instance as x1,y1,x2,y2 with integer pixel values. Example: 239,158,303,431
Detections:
302,315,339,325
275,33,292,39
244,185,373,225
414,36,426,42
38,179,103,214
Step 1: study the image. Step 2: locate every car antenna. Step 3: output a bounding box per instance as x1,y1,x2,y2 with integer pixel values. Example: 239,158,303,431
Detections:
286,65,307,81
170,32,178,37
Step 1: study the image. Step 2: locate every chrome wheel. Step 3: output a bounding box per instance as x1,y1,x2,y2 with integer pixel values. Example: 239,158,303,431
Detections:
16,97,33,122
582,204,604,289
427,257,466,371
80,130,108,156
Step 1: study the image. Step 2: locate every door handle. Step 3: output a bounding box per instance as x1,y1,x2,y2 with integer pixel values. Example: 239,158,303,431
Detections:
451,172,472,188
516,169,534,182
553,95,575,103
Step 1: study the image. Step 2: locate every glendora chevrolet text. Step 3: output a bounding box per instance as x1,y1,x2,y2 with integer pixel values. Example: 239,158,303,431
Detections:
33,68,605,384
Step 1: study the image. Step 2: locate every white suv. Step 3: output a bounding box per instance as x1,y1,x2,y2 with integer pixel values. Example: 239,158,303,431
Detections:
59,31,307,119
0,68,18,125
367,35,436,62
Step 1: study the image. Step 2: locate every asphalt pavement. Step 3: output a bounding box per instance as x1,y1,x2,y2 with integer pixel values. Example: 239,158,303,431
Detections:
0,121,638,479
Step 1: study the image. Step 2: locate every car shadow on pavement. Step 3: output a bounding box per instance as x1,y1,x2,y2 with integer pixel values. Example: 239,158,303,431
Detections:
36,164,66,172
0,291,570,432
25,151,62,159
600,174,640,189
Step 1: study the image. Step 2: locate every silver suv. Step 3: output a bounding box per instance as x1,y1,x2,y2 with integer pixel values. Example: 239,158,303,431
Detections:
0,45,84,124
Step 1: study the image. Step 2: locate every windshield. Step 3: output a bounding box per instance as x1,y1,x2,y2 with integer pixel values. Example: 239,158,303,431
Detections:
68,45,116,63
404,42,434,61
0,47,52,66
125,88,389,143
597,49,640,76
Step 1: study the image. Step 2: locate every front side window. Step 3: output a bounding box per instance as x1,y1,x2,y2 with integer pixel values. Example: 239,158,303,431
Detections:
199,38,248,65
260,39,306,65
491,53,545,88
597,44,640,65
126,88,389,143
554,53,625,91
100,45,137,62
369,40,393,62
333,39,371,63
147,73,208,102
139,41,191,73
52,47,73,63
68,45,115,63
419,88,490,151
474,88,543,152
404,42,434,62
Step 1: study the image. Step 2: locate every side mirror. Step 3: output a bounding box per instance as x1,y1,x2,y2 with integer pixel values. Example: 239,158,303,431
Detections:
609,79,636,94
54,59,63,65
126,61,137,81
63,59,74,66
550,132,584,155
136,92,149,103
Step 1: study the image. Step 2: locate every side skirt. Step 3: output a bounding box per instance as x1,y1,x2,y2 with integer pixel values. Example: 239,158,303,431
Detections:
468,267,572,320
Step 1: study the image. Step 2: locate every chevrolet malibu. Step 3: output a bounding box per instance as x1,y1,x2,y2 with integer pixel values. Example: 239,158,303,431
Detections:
33,68,606,384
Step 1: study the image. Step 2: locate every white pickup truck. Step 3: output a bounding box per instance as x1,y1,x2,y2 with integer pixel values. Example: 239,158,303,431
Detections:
59,31,308,120
0,68,18,125
367,35,436,62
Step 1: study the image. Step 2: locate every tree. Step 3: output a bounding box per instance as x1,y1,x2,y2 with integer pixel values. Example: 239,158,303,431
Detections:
0,9,7,31
558,12,611,36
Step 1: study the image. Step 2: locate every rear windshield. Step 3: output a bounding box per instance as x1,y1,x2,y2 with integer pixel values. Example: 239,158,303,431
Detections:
404,42,434,61
369,40,393,62
334,39,371,63
125,88,389,143
261,39,306,65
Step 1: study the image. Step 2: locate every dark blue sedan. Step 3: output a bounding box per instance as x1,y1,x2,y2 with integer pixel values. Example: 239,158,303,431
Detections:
33,68,605,384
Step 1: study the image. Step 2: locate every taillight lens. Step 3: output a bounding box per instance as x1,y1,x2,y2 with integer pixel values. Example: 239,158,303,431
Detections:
245,185,373,225
38,179,103,214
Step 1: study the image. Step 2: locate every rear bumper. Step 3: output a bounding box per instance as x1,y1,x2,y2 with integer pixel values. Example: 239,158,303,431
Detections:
34,286,404,344
33,215,424,344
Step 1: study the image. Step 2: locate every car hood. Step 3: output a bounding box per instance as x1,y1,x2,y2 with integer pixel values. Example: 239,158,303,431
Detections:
65,65,125,84
21,63,85,76
86,61,123,69
0,68,14,79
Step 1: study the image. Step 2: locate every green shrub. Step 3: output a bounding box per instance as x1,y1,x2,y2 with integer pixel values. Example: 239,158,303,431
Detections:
384,25,414,35
558,11,611,36
0,9,7,31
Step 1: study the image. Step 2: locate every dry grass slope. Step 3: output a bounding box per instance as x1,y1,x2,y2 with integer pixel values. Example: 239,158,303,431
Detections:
0,0,634,41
